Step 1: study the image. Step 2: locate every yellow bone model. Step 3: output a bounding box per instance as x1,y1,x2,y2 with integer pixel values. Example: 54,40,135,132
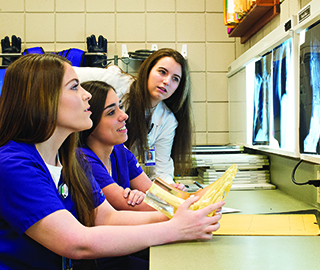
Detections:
144,164,238,218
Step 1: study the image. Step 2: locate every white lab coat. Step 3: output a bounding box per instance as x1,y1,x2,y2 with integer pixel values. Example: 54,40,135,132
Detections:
144,101,177,184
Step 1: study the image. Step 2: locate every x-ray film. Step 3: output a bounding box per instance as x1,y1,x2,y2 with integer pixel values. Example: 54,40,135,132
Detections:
300,20,320,154
252,38,293,150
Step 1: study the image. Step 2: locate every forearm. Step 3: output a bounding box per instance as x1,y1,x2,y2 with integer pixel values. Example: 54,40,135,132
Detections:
82,220,176,259
105,209,168,225
27,209,172,260
26,199,223,260
88,199,224,259
79,207,222,259
113,200,157,211
103,185,155,211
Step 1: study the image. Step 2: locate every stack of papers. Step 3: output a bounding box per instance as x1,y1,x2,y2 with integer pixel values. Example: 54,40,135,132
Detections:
192,145,243,154
197,168,270,184
191,150,276,190
192,153,269,168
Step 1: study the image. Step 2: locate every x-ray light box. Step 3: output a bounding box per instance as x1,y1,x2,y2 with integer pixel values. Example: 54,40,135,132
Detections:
228,16,299,158
294,0,320,164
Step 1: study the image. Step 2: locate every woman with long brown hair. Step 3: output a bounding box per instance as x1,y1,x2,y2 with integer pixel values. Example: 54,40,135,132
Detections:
123,48,193,184
79,80,155,211
0,53,223,270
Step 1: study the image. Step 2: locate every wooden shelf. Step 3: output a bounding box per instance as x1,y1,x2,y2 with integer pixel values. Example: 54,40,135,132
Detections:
229,0,280,44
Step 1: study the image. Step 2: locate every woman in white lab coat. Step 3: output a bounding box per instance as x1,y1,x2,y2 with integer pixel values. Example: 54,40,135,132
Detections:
123,48,193,184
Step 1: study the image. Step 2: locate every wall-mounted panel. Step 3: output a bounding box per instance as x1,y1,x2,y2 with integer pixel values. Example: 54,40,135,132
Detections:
227,16,299,158
294,0,320,164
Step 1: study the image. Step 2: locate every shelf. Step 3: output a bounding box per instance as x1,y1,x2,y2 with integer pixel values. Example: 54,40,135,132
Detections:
229,0,280,44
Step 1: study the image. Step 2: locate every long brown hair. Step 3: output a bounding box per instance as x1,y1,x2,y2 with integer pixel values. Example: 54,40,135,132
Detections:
0,54,95,227
123,48,194,176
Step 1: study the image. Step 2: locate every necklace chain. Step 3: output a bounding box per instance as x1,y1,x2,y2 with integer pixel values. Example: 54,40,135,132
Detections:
107,156,112,176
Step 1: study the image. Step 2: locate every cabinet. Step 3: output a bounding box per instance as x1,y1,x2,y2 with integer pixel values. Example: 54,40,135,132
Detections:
228,0,280,44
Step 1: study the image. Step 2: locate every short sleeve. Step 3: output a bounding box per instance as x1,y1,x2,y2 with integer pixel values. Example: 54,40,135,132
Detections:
87,171,106,207
0,145,65,235
125,147,143,180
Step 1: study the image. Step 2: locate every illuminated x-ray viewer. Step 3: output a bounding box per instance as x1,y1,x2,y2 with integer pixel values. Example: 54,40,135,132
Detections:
300,20,320,154
252,38,294,150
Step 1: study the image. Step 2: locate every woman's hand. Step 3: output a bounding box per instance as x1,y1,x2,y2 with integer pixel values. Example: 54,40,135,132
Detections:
123,188,146,206
170,183,187,192
169,196,225,241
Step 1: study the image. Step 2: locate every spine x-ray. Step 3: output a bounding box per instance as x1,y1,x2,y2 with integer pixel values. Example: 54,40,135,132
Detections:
300,20,320,154
252,39,292,149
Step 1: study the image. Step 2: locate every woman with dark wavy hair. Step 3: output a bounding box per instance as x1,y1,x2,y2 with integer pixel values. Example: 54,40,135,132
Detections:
123,48,194,184
79,80,156,211
0,53,223,270
79,80,186,212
